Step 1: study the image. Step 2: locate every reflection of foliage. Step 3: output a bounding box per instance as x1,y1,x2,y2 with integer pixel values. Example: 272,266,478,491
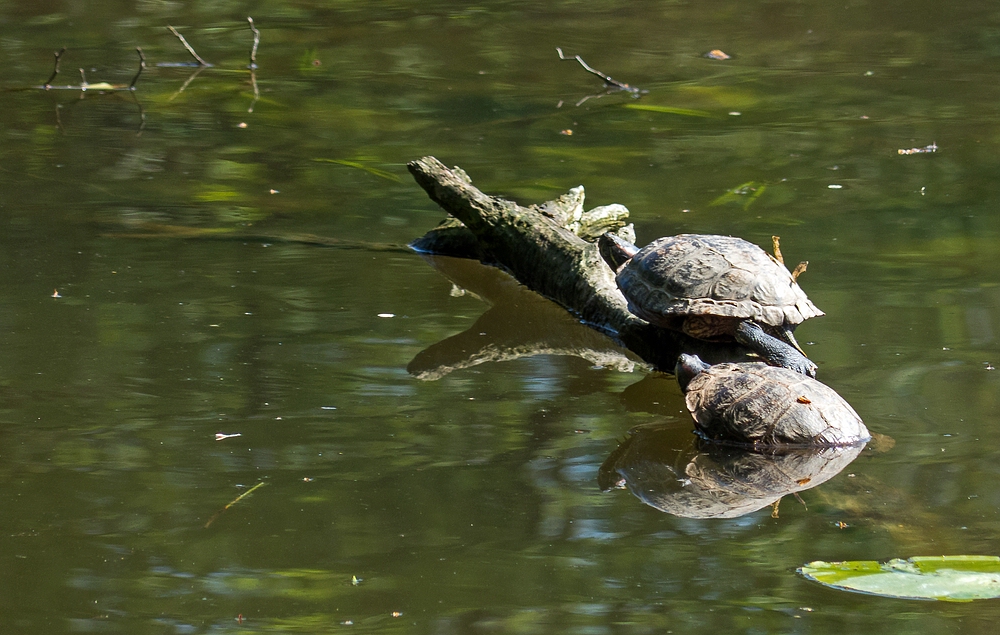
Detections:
313,157,401,182
710,180,768,210
624,103,713,118
297,48,323,73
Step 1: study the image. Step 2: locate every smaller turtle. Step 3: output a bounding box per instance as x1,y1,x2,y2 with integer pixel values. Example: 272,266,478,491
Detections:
676,354,870,448
599,232,821,376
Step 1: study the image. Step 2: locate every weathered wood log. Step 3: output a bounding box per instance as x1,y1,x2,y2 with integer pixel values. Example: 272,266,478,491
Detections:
407,156,748,371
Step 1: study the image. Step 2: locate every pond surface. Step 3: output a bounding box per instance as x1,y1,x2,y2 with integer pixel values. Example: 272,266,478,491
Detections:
2,0,1000,632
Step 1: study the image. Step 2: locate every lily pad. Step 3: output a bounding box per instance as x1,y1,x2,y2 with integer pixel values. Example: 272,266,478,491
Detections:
799,556,1000,601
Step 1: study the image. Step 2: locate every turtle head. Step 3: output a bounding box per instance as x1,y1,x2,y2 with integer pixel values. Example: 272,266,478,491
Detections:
598,232,639,273
675,354,711,391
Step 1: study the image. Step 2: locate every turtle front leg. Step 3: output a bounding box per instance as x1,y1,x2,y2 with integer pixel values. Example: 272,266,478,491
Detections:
735,321,818,378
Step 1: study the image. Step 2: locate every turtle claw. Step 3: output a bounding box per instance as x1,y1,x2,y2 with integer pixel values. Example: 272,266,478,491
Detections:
735,320,817,378
783,355,819,379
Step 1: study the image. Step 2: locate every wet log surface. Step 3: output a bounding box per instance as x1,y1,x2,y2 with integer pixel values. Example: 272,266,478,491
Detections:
407,155,748,372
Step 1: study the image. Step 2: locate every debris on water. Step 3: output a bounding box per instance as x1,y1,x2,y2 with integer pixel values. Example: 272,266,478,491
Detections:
204,481,266,528
556,47,646,104
898,142,937,155
215,432,242,441
705,49,731,60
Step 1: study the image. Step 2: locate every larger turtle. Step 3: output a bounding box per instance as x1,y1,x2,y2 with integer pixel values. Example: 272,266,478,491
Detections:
675,354,870,448
599,232,822,376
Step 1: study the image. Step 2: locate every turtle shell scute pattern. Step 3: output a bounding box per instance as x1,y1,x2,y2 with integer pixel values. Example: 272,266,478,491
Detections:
616,234,824,328
683,362,870,447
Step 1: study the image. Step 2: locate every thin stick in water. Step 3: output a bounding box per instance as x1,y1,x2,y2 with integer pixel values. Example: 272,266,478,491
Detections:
167,25,211,67
204,481,267,528
129,47,146,90
44,47,66,89
247,17,260,69
555,47,642,96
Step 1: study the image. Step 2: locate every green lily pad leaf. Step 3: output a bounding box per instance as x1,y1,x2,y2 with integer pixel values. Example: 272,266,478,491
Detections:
799,556,1000,601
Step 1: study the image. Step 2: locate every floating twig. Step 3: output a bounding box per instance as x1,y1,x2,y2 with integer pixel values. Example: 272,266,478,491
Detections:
247,17,260,69
44,47,66,89
129,47,146,90
897,142,937,155
556,47,645,105
167,25,212,67
204,481,267,528
37,47,146,93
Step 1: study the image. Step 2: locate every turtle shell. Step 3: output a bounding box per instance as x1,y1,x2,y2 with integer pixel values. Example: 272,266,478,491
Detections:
616,234,823,330
683,362,870,447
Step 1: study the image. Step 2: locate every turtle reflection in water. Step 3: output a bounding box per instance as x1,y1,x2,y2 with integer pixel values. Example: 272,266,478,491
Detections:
599,423,866,519
598,232,822,377
677,354,871,448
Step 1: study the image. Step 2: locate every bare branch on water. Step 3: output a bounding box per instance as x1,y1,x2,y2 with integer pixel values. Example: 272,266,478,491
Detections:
167,25,211,67
556,47,645,105
44,47,66,89
129,47,146,90
247,17,260,69
247,17,260,112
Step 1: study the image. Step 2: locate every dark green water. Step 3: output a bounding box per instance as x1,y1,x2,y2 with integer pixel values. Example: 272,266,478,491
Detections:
2,0,1000,632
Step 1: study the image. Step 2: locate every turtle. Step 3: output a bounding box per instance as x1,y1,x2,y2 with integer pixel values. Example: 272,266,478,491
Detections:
675,353,870,448
598,232,822,377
